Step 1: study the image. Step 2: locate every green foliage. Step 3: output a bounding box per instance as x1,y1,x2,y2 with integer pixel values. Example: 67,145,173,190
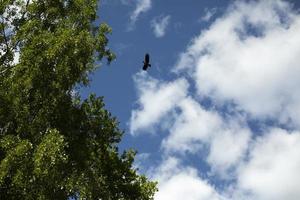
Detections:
0,0,157,199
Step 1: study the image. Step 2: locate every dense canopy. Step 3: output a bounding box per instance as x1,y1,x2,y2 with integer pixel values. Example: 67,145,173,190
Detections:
0,0,157,199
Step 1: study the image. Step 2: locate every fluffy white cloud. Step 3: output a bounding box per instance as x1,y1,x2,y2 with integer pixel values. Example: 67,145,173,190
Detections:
161,97,222,153
207,126,250,178
151,15,171,38
149,129,300,200
130,72,188,134
128,0,152,29
237,128,300,200
175,0,300,126
152,157,223,200
131,74,251,175
155,172,221,200
129,0,300,199
162,97,251,176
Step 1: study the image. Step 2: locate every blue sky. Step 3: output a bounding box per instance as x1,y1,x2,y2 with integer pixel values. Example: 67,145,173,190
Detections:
81,0,300,199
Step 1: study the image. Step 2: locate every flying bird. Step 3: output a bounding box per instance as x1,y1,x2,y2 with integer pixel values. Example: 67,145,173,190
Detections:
142,53,151,71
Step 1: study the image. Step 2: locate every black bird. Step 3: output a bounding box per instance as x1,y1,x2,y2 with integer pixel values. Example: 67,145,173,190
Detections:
142,53,151,70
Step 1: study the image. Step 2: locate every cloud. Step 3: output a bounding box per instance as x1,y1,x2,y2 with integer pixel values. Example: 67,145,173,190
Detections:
132,74,251,176
128,0,152,29
161,97,223,154
151,15,171,38
162,97,251,177
149,128,300,200
152,157,223,200
236,128,300,200
207,125,250,178
175,0,300,126
129,0,300,199
130,72,188,134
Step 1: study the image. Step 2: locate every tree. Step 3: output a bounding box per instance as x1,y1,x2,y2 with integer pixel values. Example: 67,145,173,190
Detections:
0,0,157,199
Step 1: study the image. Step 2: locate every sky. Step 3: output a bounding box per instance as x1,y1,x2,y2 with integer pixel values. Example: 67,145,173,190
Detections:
81,0,300,199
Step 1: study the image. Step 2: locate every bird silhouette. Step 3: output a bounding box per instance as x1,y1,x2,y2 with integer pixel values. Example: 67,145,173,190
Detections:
142,53,151,71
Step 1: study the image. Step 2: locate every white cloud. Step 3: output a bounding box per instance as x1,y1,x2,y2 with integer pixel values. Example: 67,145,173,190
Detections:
175,0,300,127
152,157,223,200
150,129,300,200
128,0,152,29
130,72,188,134
151,15,171,38
207,126,250,178
237,128,300,200
161,97,222,153
162,97,251,176
155,171,221,200
153,127,300,200
129,0,300,199
131,74,251,175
